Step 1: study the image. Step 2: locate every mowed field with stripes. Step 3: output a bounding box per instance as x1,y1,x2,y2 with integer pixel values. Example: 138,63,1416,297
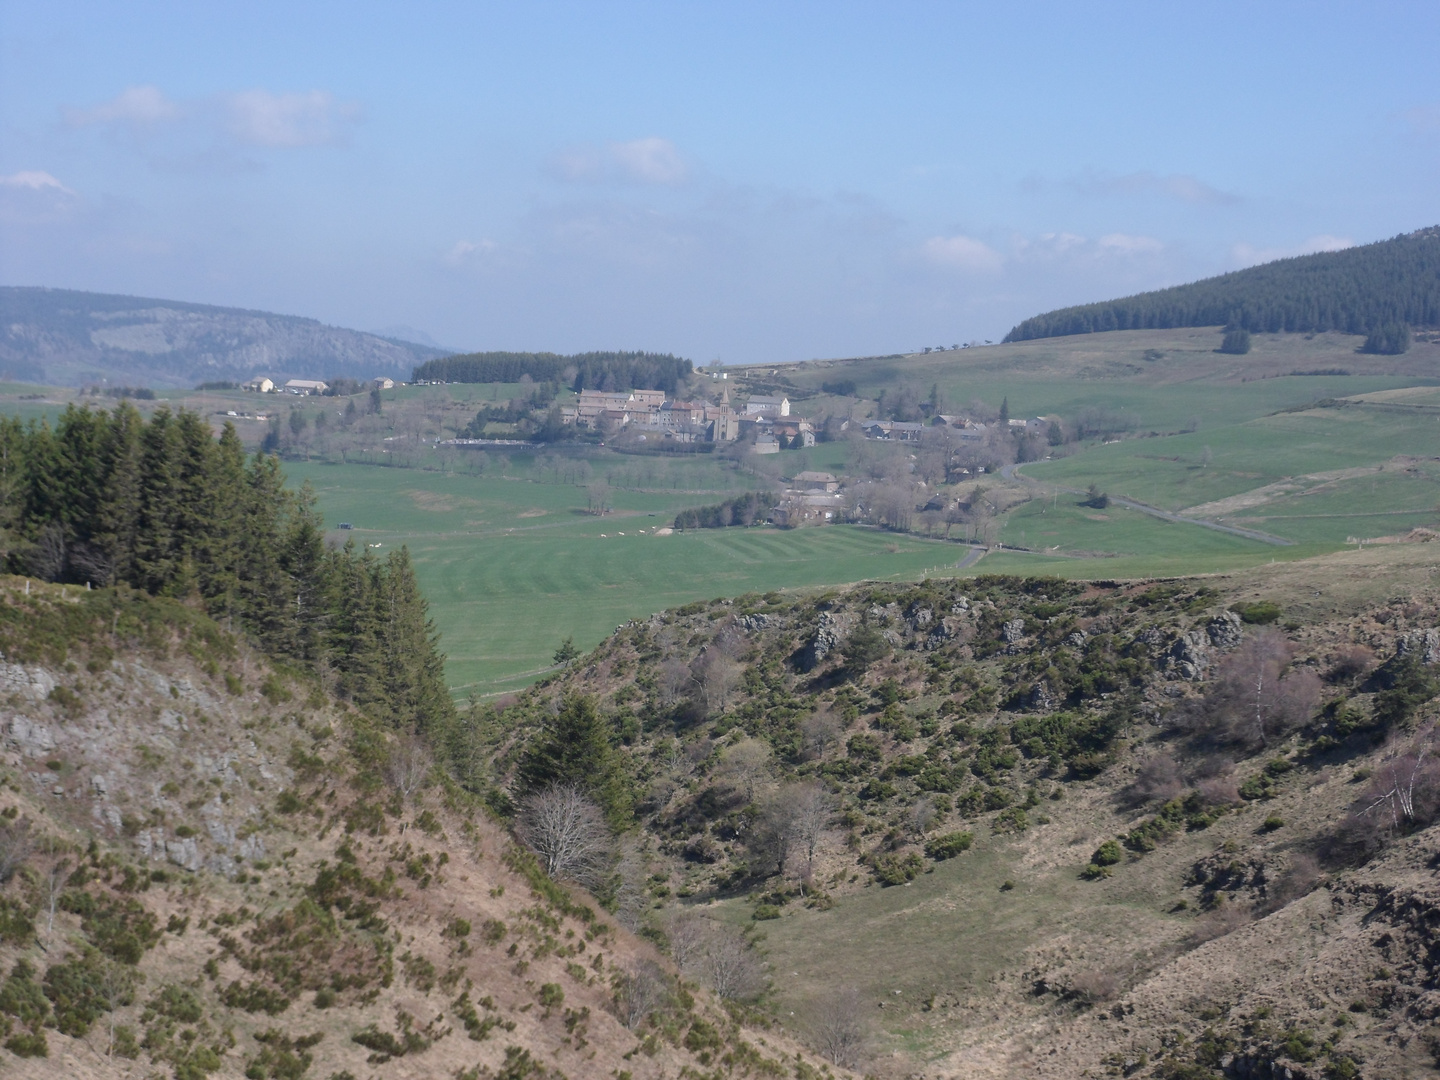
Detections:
286,461,971,697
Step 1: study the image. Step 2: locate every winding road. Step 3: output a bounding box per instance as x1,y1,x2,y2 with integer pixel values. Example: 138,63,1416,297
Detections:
999,463,1294,547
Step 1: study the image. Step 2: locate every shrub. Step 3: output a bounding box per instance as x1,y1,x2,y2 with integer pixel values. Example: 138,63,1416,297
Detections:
1233,601,1280,625
0,898,34,945
1091,840,1123,866
538,983,564,1009
1218,328,1251,354
259,675,292,704
752,904,781,920
871,852,924,886
924,831,974,861
5,1029,47,1057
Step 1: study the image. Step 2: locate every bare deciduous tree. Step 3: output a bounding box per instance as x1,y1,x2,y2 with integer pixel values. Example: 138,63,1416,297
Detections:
658,658,695,706
700,923,766,1001
40,857,68,944
789,783,835,880
720,738,773,803
1122,752,1184,807
611,839,650,933
907,795,937,839
516,783,613,891
383,733,434,803
665,910,710,975
692,647,742,716
800,710,844,760
809,986,870,1068
1188,630,1320,748
615,959,671,1030
1358,727,1440,830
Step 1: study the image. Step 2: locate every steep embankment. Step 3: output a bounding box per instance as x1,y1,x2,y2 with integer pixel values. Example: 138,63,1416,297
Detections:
0,580,842,1079
476,544,1440,1078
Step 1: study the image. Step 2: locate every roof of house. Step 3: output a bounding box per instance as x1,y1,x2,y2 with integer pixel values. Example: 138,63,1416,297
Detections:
793,471,837,482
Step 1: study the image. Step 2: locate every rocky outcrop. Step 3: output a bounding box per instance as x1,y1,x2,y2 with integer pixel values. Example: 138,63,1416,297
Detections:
801,612,846,670
1396,627,1440,664
737,613,778,632
1207,610,1245,648
1168,630,1211,680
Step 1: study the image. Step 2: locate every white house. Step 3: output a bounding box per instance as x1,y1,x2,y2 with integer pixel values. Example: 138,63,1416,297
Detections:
244,377,275,393
745,395,790,417
371,377,395,390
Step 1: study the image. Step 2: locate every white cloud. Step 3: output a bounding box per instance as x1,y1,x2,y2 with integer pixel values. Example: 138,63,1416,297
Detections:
920,234,1003,273
1096,232,1164,255
551,137,688,185
0,170,75,195
1231,234,1352,267
223,90,359,148
1074,170,1240,205
0,170,80,224
63,85,184,128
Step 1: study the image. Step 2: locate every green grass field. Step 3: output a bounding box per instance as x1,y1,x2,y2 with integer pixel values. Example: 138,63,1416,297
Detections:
1021,403,1440,545
287,461,972,696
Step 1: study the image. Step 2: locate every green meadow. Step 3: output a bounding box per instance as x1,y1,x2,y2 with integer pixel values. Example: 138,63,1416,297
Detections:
286,461,971,697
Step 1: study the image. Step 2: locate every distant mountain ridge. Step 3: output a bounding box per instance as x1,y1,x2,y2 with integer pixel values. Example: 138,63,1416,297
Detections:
1006,225,1440,343
0,286,449,388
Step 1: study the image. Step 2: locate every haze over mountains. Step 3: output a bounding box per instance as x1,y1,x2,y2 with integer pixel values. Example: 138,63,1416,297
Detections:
0,287,448,388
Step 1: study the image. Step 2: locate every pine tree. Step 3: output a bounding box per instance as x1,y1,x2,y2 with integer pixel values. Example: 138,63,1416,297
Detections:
999,397,1010,424
517,694,631,827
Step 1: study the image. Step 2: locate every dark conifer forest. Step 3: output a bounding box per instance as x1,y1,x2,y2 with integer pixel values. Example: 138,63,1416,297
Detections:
412,350,693,393
1005,226,1440,349
0,403,455,740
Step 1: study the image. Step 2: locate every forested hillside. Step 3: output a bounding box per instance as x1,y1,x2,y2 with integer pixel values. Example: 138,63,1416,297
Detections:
413,350,693,393
0,404,454,740
0,287,443,388
1005,226,1440,348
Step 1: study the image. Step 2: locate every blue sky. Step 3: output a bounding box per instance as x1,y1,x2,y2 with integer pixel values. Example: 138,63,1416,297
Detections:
2,2,1438,362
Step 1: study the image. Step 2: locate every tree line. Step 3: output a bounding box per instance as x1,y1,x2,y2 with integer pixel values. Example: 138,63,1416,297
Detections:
1005,227,1440,349
0,403,455,739
672,491,778,530
412,350,693,394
